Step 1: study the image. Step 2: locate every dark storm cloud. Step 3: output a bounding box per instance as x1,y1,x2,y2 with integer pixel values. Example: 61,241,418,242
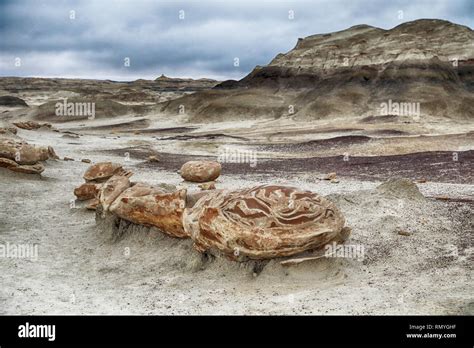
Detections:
0,0,472,80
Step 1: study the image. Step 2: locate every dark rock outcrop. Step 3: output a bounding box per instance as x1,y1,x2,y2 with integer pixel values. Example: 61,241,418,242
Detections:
0,96,28,107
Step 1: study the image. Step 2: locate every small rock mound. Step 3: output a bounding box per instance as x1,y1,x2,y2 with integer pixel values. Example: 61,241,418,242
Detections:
13,121,52,130
376,178,425,200
83,162,130,182
198,181,216,190
180,160,221,183
0,139,57,175
0,139,46,164
74,183,102,201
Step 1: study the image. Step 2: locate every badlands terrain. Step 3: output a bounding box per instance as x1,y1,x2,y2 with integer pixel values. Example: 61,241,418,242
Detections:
0,19,473,314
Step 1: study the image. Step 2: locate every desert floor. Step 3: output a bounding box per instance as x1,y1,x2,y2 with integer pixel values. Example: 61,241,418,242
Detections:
1,108,473,315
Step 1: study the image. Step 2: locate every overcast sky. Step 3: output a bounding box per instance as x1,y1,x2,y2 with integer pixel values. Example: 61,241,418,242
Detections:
0,0,473,81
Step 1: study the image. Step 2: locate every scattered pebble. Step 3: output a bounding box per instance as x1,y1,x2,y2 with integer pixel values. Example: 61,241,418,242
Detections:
198,182,216,190
397,230,411,236
324,172,337,180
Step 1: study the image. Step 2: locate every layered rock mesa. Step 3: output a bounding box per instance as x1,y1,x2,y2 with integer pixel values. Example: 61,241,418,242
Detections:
160,19,474,122
0,75,219,94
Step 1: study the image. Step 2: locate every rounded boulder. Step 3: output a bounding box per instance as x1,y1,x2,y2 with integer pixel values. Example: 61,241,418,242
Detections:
180,160,221,183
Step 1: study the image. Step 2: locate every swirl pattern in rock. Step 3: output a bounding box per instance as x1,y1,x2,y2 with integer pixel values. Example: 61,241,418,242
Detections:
183,185,346,259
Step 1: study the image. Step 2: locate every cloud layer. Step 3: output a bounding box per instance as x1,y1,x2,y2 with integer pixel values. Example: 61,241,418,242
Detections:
1,0,473,80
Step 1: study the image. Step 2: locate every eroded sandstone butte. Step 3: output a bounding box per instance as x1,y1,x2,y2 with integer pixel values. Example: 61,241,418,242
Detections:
160,19,474,122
